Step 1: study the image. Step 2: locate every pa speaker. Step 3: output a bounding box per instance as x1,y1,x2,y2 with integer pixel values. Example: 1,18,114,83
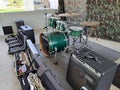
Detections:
66,47,117,90
3,26,13,35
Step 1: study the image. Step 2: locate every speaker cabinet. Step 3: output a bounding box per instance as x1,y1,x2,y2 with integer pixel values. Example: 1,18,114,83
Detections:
66,47,117,90
20,25,35,43
3,26,13,35
112,64,120,88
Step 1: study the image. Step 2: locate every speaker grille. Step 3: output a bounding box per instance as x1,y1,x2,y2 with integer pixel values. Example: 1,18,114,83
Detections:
3,26,13,35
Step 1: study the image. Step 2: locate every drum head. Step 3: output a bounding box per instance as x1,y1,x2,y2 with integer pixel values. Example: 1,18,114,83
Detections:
40,33,49,56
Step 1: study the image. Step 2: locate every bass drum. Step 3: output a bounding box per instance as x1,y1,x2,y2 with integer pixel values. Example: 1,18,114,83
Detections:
40,31,69,56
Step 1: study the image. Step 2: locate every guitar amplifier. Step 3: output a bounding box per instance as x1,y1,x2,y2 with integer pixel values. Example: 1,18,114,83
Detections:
20,25,35,43
66,47,117,90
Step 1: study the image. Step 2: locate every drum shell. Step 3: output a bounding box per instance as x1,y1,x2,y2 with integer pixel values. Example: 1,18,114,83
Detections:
69,30,82,37
40,32,69,56
69,26,83,37
56,21,66,31
48,18,52,27
48,17,59,28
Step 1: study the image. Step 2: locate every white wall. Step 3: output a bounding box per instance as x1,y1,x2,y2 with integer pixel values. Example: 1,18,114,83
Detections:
0,21,3,36
24,0,34,11
49,0,58,9
0,9,57,36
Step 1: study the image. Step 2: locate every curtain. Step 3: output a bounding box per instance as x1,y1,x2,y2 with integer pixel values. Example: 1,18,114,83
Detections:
58,0,65,13
58,0,66,20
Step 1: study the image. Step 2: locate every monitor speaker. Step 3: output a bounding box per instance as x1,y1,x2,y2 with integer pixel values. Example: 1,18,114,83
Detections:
66,47,117,90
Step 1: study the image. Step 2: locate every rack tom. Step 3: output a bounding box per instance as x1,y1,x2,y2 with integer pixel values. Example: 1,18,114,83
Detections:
48,17,59,28
56,20,67,31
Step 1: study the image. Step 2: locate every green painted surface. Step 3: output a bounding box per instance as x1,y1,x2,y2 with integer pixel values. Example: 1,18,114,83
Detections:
87,1,120,42
69,29,82,37
47,32,68,53
48,17,58,28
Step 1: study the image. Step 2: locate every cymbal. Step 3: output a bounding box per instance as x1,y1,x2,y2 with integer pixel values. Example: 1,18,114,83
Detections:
58,13,79,17
80,21,100,27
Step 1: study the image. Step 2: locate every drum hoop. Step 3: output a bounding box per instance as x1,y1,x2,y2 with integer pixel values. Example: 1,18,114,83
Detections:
39,33,49,56
47,33,53,53
69,26,83,31
50,17,59,19
62,32,68,47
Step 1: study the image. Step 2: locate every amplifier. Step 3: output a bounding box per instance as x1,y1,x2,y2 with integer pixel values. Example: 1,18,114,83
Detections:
66,47,117,90
20,25,35,43
112,64,120,88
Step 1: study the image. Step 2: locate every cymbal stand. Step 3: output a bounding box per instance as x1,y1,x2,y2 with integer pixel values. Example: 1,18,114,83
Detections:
54,47,58,65
44,6,48,32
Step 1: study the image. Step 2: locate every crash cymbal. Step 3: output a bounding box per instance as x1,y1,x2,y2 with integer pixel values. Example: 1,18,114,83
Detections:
58,13,79,17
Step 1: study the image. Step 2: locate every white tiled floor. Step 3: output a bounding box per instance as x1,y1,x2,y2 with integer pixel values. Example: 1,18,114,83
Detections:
0,36,21,90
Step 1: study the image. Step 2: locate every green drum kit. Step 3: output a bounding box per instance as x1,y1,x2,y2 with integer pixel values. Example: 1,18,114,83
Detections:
40,13,85,62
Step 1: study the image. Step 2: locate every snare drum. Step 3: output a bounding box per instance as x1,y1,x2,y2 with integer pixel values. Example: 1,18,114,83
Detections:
40,31,69,56
69,26,83,37
48,17,59,28
56,21,67,31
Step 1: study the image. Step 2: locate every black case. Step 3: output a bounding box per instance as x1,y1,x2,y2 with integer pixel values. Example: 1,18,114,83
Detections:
36,57,63,90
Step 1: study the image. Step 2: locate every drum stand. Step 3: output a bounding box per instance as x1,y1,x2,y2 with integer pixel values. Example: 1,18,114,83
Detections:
62,33,88,57
54,47,58,65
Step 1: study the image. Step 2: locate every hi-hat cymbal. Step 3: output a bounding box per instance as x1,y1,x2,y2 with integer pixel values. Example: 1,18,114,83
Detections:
58,13,79,17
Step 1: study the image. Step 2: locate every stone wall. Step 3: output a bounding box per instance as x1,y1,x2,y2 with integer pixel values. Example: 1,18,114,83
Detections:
64,0,87,23
87,0,120,42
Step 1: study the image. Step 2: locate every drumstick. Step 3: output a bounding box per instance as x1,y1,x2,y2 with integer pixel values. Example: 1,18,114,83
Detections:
117,0,119,5
96,0,98,4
